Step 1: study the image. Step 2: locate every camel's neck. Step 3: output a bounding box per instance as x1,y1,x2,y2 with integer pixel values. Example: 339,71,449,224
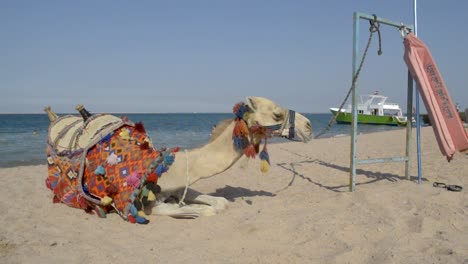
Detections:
158,120,242,191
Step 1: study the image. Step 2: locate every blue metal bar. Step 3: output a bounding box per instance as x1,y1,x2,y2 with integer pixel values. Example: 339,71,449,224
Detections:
358,156,409,165
414,0,422,184
350,12,359,192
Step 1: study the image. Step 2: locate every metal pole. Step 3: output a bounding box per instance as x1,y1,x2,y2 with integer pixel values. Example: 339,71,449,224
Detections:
405,71,414,179
350,12,359,192
414,0,422,184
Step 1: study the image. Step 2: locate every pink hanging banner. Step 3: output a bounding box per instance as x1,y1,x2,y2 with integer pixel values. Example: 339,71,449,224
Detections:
404,33,468,161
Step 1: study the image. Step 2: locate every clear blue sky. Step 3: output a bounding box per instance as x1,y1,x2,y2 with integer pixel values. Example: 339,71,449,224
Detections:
1,0,467,113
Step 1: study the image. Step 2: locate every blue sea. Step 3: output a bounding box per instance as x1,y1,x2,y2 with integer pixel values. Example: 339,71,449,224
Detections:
0,113,404,168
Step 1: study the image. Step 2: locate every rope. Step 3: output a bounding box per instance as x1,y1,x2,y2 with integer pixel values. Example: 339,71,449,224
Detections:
314,15,383,139
178,149,190,206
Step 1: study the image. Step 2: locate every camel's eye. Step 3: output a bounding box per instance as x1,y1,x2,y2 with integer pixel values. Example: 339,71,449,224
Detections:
273,112,284,121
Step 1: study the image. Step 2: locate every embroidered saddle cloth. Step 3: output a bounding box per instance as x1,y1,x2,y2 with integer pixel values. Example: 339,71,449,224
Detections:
45,114,175,224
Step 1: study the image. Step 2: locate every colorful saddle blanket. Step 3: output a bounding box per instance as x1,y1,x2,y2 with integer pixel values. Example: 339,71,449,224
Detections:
45,114,177,224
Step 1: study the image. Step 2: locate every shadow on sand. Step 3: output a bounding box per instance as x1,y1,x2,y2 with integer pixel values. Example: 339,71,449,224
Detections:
209,185,276,202
276,158,428,193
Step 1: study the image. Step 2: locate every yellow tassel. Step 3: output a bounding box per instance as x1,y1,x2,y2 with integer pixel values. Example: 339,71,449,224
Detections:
260,159,269,173
101,196,113,206
137,210,146,217
147,190,156,202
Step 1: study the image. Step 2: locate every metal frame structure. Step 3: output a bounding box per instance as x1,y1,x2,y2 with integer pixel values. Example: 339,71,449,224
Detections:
350,12,415,191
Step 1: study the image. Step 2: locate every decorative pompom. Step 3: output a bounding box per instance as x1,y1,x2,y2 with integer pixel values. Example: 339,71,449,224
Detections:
146,182,161,194
260,159,270,173
137,210,146,218
141,196,149,206
233,136,250,150
244,144,256,158
146,172,158,183
119,128,131,140
155,164,168,176
135,122,146,133
163,153,175,165
147,190,156,202
106,153,119,165
234,120,249,136
259,150,270,164
233,136,243,150
126,171,143,188
135,216,149,224
233,102,243,115
127,214,136,224
134,199,143,211
171,146,180,153
101,196,113,206
153,184,161,194
233,102,248,119
140,141,149,150
94,165,105,176
129,204,138,216
105,184,119,197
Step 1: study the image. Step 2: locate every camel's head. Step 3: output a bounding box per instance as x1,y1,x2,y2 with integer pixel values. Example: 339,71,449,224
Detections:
244,97,312,142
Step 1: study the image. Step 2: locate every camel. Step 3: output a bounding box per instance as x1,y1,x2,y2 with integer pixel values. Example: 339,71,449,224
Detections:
44,97,312,222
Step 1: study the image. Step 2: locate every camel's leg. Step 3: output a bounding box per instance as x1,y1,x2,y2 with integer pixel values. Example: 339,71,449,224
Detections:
152,202,217,219
181,189,229,212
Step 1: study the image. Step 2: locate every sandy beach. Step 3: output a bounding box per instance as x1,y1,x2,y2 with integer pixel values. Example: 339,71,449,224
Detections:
0,126,466,264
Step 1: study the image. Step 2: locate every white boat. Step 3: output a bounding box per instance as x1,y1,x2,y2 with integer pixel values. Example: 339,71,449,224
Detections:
330,92,409,126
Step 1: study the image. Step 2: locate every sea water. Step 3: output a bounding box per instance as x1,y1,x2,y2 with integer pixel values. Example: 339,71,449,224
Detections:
0,113,404,168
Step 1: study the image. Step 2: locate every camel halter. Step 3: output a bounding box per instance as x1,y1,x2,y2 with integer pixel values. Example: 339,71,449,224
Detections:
244,106,297,141
272,109,296,140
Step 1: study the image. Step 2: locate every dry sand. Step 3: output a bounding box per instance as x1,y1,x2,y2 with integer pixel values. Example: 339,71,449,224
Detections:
0,127,467,264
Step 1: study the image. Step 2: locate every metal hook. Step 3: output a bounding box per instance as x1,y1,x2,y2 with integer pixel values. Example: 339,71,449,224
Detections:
399,23,410,39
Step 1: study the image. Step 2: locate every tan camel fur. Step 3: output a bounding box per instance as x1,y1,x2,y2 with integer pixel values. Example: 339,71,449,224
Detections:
152,97,312,218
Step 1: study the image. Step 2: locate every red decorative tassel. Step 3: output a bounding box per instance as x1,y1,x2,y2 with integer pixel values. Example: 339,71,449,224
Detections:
239,120,249,136
244,144,256,158
146,172,158,183
233,102,243,114
250,125,266,136
171,146,180,153
135,122,146,133
233,120,241,137
127,214,136,224
140,141,149,150
234,119,249,137
105,184,119,197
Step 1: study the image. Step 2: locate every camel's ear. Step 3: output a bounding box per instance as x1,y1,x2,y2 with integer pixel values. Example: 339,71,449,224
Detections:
246,97,257,111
